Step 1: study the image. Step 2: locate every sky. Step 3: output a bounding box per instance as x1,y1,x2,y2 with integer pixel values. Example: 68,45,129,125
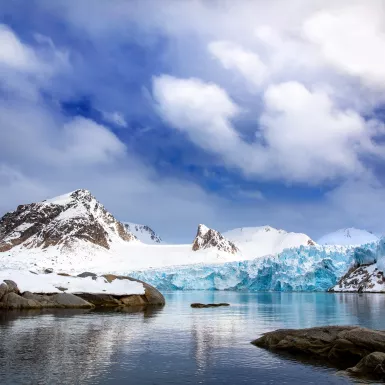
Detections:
1,0,385,242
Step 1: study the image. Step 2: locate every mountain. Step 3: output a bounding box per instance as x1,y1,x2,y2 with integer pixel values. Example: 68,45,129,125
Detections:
317,228,378,246
192,224,238,254
123,222,162,244
222,226,315,259
0,189,137,253
0,191,246,273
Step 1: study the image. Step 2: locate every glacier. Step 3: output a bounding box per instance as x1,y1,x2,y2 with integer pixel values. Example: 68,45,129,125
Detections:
128,245,355,291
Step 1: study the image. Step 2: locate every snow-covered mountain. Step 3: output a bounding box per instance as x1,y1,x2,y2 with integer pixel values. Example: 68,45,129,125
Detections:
0,189,137,253
192,224,238,254
317,228,378,246
222,226,315,259
123,222,162,244
0,191,246,273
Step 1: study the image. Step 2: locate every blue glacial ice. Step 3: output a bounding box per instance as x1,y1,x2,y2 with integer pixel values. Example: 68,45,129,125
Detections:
128,242,381,292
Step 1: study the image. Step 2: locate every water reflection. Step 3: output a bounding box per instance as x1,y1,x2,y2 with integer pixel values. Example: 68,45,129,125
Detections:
0,292,384,384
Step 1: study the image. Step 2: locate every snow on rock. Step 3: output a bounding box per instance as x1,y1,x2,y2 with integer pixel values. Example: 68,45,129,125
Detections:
192,224,238,254
332,238,385,292
0,189,137,253
317,228,378,246
129,244,352,292
222,226,315,259
0,270,145,295
123,222,162,244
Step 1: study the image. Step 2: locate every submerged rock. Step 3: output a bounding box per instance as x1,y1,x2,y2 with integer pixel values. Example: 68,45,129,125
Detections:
252,326,385,380
191,303,230,308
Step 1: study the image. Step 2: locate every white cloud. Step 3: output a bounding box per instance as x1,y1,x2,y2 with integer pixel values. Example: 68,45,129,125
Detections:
208,40,268,88
0,24,39,71
303,4,385,86
62,117,126,164
102,111,128,128
153,75,383,184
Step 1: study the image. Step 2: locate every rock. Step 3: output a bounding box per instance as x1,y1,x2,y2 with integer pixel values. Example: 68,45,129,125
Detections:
49,293,94,309
191,303,230,308
0,283,8,300
192,224,238,254
76,293,122,307
119,295,147,306
252,326,385,380
3,280,19,294
103,274,165,306
0,292,41,309
347,352,385,377
77,272,97,279
44,268,54,274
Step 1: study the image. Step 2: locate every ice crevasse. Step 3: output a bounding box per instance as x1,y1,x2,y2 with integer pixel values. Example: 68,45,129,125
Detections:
128,244,376,292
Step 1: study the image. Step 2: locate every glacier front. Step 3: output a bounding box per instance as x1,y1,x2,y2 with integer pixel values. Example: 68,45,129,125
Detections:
128,244,361,292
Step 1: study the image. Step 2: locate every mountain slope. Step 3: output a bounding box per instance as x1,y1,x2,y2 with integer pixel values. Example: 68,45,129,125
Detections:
123,222,162,244
222,226,315,259
317,228,378,246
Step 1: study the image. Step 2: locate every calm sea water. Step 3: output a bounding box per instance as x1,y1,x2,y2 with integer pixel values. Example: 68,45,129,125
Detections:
0,292,384,385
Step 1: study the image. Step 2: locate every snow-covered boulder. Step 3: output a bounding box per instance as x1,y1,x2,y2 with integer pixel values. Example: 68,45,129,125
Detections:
0,270,165,309
192,224,238,254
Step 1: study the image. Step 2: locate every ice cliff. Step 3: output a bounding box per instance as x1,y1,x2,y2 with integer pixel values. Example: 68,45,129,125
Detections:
128,244,355,292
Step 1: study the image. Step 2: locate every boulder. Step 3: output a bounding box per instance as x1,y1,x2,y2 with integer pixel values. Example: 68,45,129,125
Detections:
76,293,122,307
3,280,19,294
77,272,98,279
191,303,230,308
0,283,8,300
50,293,94,309
0,292,41,309
347,352,385,377
119,295,147,306
103,274,165,305
252,326,385,380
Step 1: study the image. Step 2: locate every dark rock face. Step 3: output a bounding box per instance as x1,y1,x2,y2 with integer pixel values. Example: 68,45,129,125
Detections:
0,189,137,253
191,303,230,308
192,224,238,254
123,223,162,243
252,326,385,380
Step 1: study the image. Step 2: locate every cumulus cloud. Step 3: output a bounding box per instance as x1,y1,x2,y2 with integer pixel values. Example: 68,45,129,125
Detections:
208,41,268,88
303,4,385,86
153,75,383,184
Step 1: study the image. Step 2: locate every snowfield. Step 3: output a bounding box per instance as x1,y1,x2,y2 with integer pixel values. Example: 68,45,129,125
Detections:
317,228,378,246
0,270,145,295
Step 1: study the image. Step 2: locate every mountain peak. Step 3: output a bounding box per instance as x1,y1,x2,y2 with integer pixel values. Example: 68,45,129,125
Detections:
0,189,136,253
192,224,238,254
123,222,162,244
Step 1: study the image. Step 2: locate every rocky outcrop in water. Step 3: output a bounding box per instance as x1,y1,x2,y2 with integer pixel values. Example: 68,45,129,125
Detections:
252,326,385,380
192,224,238,254
0,273,165,310
191,303,230,308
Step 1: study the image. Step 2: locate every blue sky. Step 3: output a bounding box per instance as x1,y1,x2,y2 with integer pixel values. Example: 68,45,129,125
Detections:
1,0,385,242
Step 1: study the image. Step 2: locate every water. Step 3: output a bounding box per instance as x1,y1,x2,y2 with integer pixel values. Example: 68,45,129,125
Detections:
0,292,384,385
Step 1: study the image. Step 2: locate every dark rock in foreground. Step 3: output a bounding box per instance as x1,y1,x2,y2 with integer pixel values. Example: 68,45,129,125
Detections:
252,326,385,380
191,303,230,308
